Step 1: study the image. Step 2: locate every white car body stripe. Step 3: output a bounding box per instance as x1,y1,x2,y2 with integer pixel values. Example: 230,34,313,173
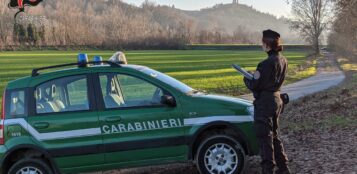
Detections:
4,118,101,141
38,128,102,141
184,115,253,126
3,115,253,141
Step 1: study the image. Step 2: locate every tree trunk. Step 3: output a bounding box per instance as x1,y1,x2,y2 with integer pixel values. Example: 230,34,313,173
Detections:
314,37,320,55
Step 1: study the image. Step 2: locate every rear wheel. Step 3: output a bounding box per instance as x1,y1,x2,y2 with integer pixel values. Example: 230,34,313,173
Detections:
196,135,246,174
8,158,53,174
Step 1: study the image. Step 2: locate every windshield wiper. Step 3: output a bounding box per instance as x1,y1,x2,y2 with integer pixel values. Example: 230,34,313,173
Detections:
187,89,207,95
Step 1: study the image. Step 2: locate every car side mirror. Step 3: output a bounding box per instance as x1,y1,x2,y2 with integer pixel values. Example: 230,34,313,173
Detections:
161,95,176,107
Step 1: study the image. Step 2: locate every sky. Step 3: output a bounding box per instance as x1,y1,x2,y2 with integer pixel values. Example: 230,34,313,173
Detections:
122,0,292,18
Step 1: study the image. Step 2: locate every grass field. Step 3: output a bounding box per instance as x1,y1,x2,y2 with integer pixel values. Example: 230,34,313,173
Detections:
0,50,315,107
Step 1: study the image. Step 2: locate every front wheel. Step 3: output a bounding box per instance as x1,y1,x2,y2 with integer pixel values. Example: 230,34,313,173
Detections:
196,135,246,174
8,158,53,174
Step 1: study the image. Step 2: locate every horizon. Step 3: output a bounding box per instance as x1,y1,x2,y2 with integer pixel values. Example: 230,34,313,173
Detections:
123,0,292,18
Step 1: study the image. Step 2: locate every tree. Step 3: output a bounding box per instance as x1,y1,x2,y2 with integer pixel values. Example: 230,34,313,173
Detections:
38,25,46,45
13,24,20,45
18,24,27,45
13,23,27,45
142,0,156,9
289,0,334,55
27,24,38,45
328,0,357,55
0,0,13,48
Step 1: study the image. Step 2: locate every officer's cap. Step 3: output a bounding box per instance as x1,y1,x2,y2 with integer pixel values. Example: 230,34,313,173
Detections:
263,29,280,39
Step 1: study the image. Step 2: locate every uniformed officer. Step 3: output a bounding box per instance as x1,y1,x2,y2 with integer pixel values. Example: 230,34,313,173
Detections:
244,29,291,174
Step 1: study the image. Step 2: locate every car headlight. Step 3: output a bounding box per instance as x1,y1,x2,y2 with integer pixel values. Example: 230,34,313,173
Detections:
247,106,254,116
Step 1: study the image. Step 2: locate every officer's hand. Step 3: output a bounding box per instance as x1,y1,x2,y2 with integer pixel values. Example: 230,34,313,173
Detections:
243,77,252,89
243,76,250,83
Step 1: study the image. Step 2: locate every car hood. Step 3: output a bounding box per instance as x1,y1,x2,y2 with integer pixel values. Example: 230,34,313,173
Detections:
196,94,252,106
182,93,252,110
181,93,253,117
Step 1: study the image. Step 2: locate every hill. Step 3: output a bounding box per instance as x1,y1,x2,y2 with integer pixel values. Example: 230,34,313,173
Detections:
142,3,302,44
185,4,290,34
0,0,303,49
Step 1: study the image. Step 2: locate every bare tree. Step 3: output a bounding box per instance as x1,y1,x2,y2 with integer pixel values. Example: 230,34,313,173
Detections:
290,0,334,55
0,0,14,48
328,0,357,55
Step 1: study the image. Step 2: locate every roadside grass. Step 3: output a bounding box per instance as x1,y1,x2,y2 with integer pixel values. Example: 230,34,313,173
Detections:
281,56,357,132
0,49,315,110
322,116,357,127
275,53,357,174
337,57,357,71
283,116,357,132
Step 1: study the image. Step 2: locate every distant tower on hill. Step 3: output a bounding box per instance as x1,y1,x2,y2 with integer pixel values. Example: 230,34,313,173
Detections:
232,0,238,4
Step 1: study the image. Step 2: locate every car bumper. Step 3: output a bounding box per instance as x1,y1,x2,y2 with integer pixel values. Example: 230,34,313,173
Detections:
0,145,8,173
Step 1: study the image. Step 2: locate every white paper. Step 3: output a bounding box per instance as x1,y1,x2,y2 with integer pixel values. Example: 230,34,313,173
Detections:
232,64,253,80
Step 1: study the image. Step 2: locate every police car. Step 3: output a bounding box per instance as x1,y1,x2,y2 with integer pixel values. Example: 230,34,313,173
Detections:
0,53,258,174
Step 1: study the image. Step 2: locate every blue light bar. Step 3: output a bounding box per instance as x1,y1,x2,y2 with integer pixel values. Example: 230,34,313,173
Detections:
78,53,88,67
93,56,103,65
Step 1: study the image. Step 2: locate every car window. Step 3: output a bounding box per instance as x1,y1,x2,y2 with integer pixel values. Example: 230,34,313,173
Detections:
8,90,26,118
35,75,89,114
140,67,194,93
67,78,88,106
99,73,164,109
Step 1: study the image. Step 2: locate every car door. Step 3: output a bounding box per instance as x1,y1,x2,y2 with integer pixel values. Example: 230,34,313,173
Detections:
95,72,186,164
27,73,104,169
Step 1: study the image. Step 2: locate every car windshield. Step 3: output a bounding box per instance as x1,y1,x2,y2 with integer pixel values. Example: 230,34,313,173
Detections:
140,67,194,94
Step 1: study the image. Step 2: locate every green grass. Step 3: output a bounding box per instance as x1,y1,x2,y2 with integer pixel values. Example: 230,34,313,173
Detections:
0,50,314,109
186,44,311,51
284,115,357,132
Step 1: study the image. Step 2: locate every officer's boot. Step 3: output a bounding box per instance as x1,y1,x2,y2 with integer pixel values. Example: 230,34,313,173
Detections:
276,166,291,174
262,164,275,174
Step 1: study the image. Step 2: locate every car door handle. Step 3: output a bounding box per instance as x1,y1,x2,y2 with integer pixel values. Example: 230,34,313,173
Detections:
105,117,122,123
189,112,198,116
33,122,50,129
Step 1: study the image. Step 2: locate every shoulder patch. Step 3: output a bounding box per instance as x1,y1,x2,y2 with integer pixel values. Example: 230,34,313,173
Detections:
253,71,261,80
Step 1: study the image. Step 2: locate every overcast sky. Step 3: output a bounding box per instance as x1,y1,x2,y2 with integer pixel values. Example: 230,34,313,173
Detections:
122,0,292,18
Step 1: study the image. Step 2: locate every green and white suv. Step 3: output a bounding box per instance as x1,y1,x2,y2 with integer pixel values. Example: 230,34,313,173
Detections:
0,55,258,174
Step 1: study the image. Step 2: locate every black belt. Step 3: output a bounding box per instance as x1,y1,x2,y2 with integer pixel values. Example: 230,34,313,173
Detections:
259,91,280,95
253,90,280,99
261,91,280,95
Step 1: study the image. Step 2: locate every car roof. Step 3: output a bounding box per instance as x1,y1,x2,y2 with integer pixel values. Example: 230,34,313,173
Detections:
6,64,148,90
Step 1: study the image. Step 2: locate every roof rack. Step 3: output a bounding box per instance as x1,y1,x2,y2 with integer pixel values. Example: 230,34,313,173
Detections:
31,61,123,77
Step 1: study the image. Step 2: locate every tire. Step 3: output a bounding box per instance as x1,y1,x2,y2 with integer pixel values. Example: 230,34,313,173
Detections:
196,135,246,174
8,158,53,174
